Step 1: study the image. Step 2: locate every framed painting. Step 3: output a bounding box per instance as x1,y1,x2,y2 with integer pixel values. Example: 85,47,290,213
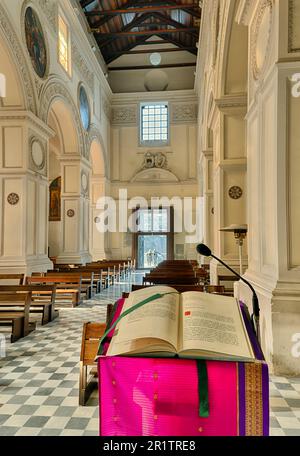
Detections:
79,84,90,131
24,6,47,79
49,177,61,222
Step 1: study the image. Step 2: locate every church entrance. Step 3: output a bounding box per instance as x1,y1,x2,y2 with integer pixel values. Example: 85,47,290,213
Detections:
133,208,174,269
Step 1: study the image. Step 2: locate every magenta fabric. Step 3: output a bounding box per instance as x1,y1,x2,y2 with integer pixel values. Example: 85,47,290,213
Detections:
99,356,238,436
98,298,269,436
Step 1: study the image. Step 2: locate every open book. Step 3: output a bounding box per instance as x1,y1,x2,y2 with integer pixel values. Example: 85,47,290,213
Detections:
106,286,256,362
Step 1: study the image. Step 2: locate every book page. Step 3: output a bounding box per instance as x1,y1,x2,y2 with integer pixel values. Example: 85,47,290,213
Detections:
179,292,254,360
107,286,180,356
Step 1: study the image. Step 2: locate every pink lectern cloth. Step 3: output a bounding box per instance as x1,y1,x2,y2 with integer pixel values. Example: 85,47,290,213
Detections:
98,299,269,436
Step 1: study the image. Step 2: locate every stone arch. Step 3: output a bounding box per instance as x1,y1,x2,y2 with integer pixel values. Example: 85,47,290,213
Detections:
88,125,108,177
0,3,36,112
215,0,248,97
39,77,86,157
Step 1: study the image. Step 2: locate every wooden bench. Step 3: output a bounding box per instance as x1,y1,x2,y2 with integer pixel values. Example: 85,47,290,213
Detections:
0,292,35,342
26,276,82,307
217,275,239,296
0,274,25,285
206,285,226,295
0,285,57,325
79,303,114,406
44,272,94,300
131,284,204,293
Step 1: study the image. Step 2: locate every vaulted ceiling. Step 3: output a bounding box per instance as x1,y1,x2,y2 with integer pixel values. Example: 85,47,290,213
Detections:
80,1,202,71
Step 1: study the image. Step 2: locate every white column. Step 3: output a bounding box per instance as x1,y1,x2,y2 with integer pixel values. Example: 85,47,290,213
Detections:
0,112,53,274
55,156,92,264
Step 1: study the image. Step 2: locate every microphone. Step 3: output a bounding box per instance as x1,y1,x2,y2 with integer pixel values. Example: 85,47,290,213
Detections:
197,243,260,342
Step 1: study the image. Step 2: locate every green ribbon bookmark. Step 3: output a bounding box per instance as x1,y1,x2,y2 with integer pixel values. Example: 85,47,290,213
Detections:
97,292,177,356
197,360,209,418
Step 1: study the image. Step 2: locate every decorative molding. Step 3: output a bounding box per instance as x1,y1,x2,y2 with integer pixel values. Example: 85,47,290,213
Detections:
7,193,20,206
39,77,86,157
250,0,274,81
171,103,198,123
215,94,247,111
29,134,47,175
111,106,137,125
87,124,108,176
103,97,111,120
131,168,179,184
72,41,94,93
228,186,243,200
67,209,75,218
81,171,89,195
0,3,36,113
142,152,168,170
288,0,300,53
236,0,254,26
38,0,57,34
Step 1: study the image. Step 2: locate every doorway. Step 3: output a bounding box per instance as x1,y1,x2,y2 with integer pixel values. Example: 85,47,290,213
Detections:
133,208,174,269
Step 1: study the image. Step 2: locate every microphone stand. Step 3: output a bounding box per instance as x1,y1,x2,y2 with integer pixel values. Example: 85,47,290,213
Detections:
210,253,260,345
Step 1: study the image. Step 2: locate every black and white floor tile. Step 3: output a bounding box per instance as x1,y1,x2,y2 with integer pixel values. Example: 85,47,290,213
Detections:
0,271,299,436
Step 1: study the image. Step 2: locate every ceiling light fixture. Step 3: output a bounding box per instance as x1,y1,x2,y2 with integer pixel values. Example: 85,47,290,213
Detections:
150,52,162,66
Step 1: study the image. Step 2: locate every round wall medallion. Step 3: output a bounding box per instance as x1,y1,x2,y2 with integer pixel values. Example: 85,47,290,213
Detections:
228,186,243,200
67,209,75,218
24,7,48,79
31,139,45,169
251,0,273,80
7,193,20,205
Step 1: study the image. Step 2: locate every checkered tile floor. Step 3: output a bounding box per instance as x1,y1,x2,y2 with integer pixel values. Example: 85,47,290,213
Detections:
0,272,299,436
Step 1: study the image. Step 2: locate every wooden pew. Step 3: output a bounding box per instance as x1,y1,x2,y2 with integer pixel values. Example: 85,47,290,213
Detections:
0,285,57,325
44,272,94,300
217,275,239,296
131,284,204,293
79,303,114,406
206,285,226,295
26,276,82,307
0,292,34,342
0,274,25,285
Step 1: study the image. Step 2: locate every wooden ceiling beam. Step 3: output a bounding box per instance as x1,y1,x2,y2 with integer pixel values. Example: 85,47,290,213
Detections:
105,45,197,65
92,27,199,36
96,11,153,49
164,0,202,19
121,47,197,54
108,63,196,71
151,11,199,38
89,0,142,29
86,5,201,17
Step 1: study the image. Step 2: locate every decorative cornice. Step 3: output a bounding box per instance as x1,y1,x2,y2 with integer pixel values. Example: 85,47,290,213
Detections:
0,3,36,113
215,94,247,111
171,103,198,123
111,106,137,125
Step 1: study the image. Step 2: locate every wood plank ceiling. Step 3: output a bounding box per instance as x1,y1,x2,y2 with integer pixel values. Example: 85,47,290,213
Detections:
80,0,202,71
